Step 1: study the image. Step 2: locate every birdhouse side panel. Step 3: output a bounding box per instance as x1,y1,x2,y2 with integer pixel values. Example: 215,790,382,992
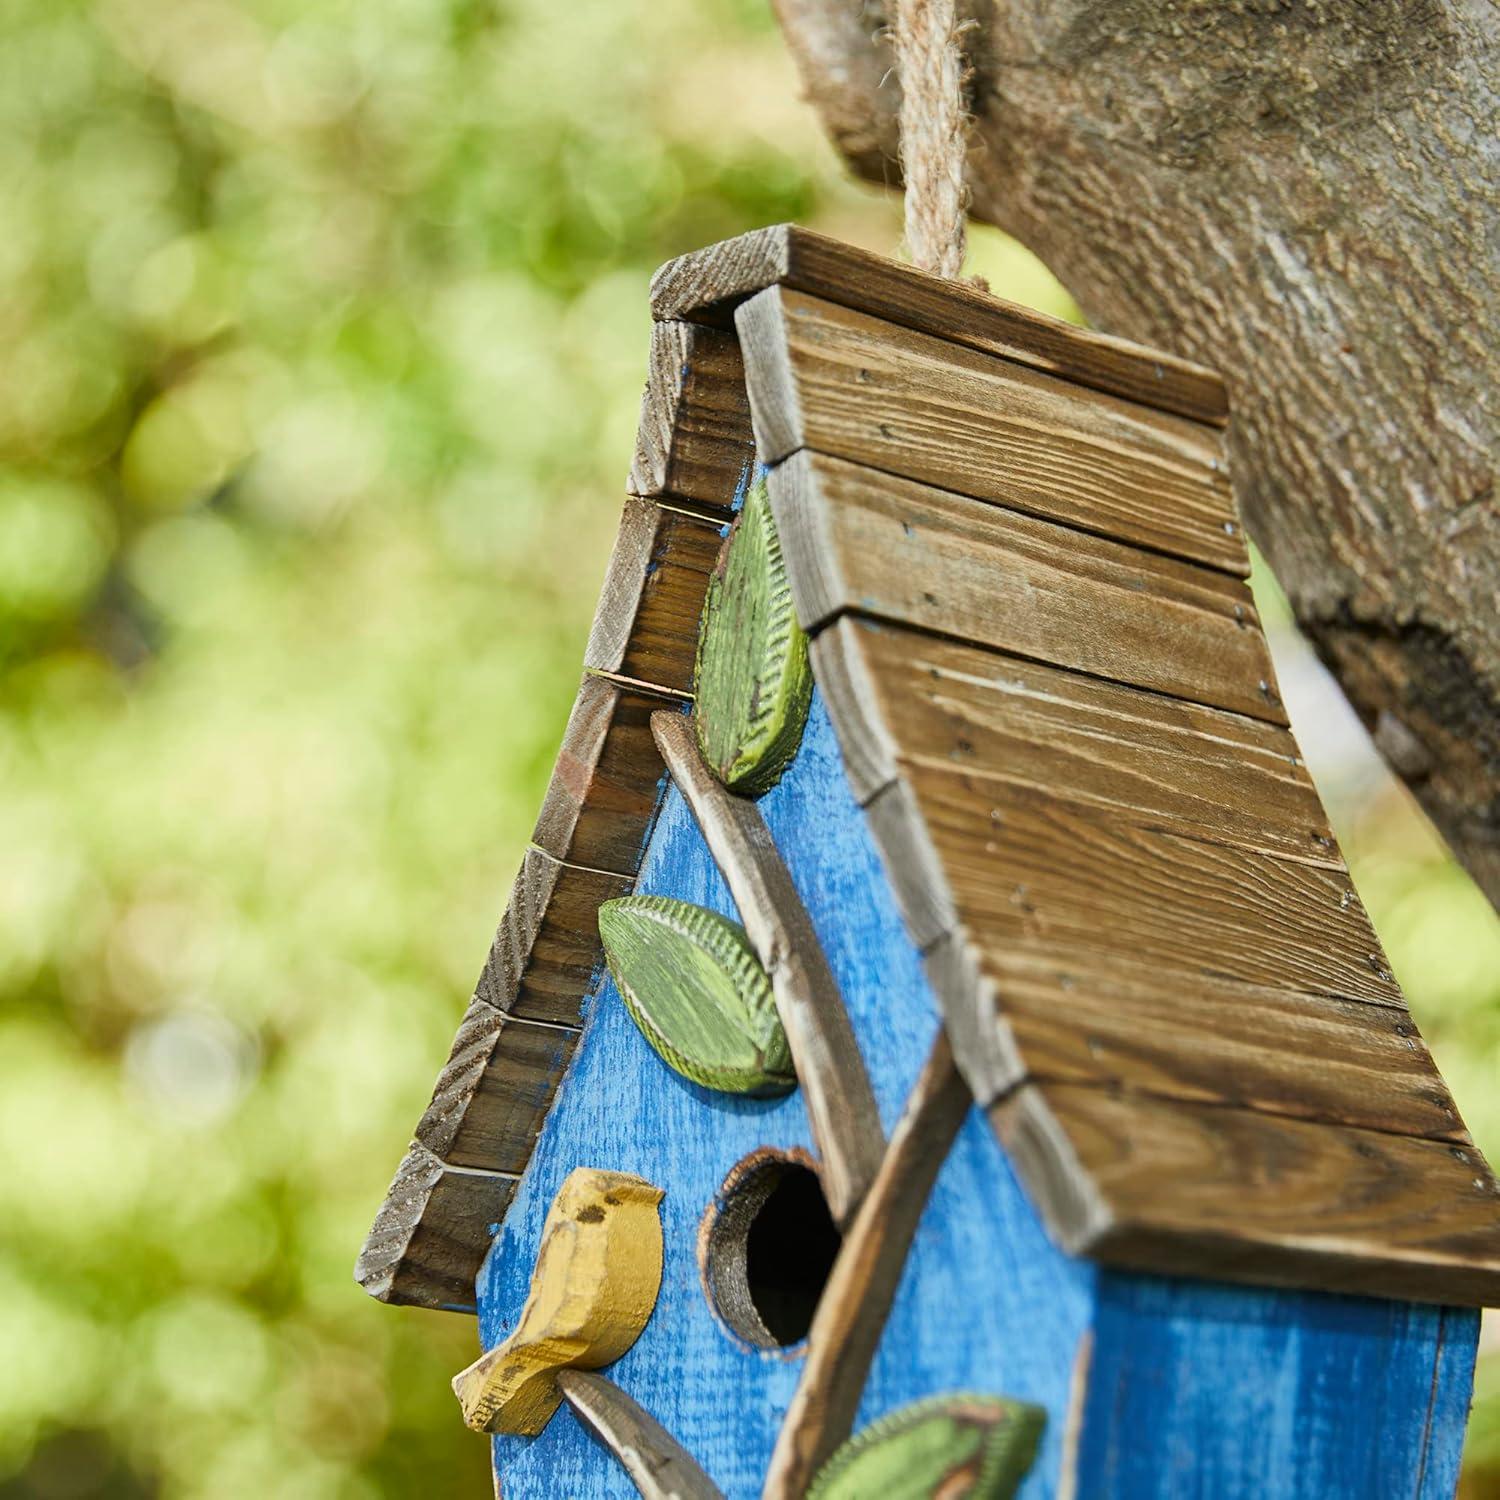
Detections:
471,692,1476,1498
476,695,1096,1499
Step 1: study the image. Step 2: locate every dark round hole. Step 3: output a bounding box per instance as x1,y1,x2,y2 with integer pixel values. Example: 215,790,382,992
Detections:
700,1150,842,1349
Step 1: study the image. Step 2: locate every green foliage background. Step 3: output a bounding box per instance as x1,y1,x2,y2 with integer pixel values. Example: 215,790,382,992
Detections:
0,1,1496,1496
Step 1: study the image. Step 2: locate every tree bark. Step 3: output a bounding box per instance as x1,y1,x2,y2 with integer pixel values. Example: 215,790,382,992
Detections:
772,0,1499,906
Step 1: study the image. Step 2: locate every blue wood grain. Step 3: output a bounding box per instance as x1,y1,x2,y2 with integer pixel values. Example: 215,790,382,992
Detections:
474,691,1475,1499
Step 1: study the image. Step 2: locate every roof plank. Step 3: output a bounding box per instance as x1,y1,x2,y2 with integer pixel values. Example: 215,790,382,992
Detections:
531,674,677,875
933,940,1464,1139
738,285,1242,574
994,1083,1500,1307
904,767,1401,1007
771,452,1285,724
812,617,1333,865
630,319,754,509
650,224,1228,427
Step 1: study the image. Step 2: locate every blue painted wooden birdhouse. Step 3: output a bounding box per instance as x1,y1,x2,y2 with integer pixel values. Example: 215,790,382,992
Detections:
358,228,1500,1500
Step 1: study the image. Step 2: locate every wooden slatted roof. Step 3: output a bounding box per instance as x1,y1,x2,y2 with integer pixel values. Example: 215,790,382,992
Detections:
358,226,1500,1314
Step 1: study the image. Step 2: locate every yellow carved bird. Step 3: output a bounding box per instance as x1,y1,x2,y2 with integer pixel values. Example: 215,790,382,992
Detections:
452,1167,665,1436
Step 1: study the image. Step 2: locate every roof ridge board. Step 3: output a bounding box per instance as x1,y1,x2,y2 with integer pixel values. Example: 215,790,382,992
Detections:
649,224,1229,429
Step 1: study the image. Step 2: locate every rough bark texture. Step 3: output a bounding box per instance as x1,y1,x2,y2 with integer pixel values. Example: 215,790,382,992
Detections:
771,0,1499,905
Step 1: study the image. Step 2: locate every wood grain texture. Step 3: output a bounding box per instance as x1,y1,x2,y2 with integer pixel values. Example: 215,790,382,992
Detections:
994,1082,1500,1307
630,319,754,509
763,1032,971,1500
418,1002,580,1174
648,224,1227,427
933,941,1465,1140
474,848,631,1029
532,674,677,875
1077,1277,1478,1499
584,497,725,695
557,1371,725,1500
651,709,884,1226
737,286,1243,575
907,768,1401,1006
769,452,1284,724
812,617,1331,865
355,1141,516,1313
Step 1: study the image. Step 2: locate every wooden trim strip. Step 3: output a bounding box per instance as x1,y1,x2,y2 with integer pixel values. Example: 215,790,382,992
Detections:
649,224,1228,428
557,1371,725,1500
993,1082,1500,1307
629,319,755,509
584,496,726,696
737,286,1244,575
768,451,1283,724
417,1001,580,1174
354,1142,518,1313
532,674,679,875
762,1031,971,1500
474,848,631,1029
651,709,885,1226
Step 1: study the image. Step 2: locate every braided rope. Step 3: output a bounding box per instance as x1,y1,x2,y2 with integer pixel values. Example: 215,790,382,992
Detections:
892,0,970,278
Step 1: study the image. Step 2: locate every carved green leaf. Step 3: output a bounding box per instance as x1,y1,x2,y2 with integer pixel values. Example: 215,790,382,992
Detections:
598,895,794,1096
806,1394,1045,1500
694,476,812,797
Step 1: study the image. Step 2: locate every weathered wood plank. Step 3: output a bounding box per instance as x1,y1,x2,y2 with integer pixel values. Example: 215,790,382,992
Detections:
474,848,630,1029
928,940,1465,1140
762,1031,971,1500
584,496,725,696
812,617,1330,866
738,287,1243,574
532,674,677,876
630,319,754,509
651,709,884,1226
649,224,1228,427
771,453,1284,724
993,1082,1500,1307
416,1001,579,1174
355,1141,516,1313
557,1371,725,1500
904,768,1401,1005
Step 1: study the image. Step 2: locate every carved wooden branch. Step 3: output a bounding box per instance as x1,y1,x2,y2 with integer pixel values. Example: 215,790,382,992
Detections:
651,709,884,1225
762,1030,971,1500
556,1370,725,1500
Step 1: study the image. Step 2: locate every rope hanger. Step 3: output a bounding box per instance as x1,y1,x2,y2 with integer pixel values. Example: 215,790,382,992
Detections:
892,0,971,279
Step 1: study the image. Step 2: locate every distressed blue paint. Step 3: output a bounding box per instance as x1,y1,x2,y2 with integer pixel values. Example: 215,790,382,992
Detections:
475,690,1475,1499
1081,1275,1477,1498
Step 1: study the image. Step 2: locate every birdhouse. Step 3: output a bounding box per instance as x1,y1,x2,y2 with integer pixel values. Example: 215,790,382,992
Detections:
357,227,1500,1499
